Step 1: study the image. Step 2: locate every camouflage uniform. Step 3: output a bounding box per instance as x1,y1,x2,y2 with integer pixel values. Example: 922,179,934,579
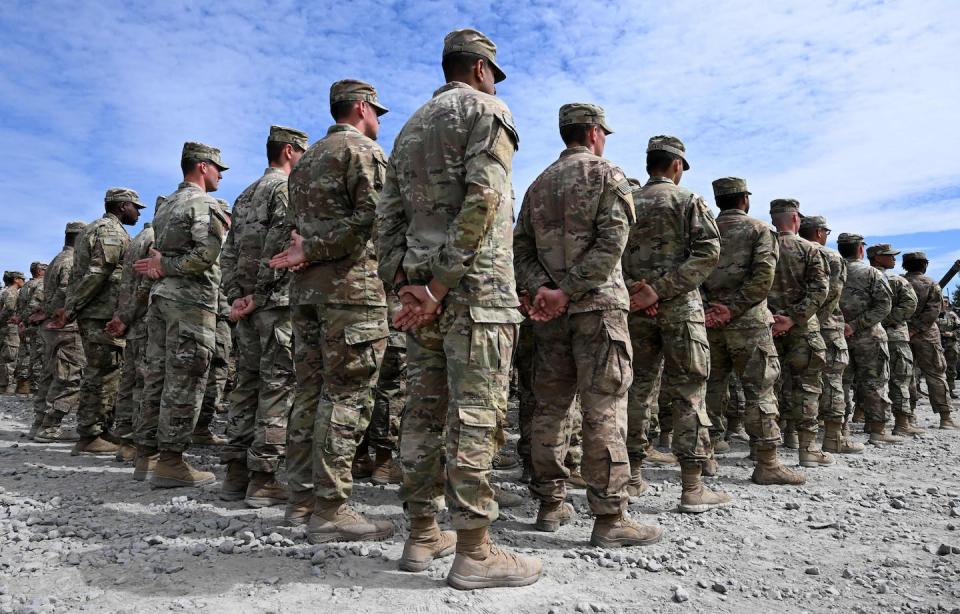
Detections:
876,263,918,415
838,239,893,425
622,174,720,464
65,205,134,438
17,267,48,419
377,80,522,529
0,280,21,392
135,160,228,452
113,222,154,439
221,136,303,473
198,290,232,434
368,294,406,453
904,256,952,416
286,119,389,503
701,204,782,450
938,309,960,392
40,230,86,426
513,118,635,515
767,201,828,436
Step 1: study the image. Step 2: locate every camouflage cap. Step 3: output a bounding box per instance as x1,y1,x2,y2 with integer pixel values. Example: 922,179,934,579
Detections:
30,261,47,271
267,125,309,150
65,221,86,234
712,177,751,197
181,141,228,171
866,243,901,258
329,79,389,116
443,28,506,83
770,198,800,214
104,187,145,209
902,251,929,263
558,103,613,134
8,271,24,280
837,232,865,246
798,215,829,232
647,135,689,170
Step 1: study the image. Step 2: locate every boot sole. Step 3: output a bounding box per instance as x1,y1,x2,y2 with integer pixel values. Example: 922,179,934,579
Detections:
589,527,663,548
307,527,394,544
534,519,561,532
283,516,311,527
133,472,153,482
73,449,121,457
678,500,732,514
150,475,217,489
218,490,248,502
447,570,542,590
399,545,456,572
245,496,288,508
799,460,835,467
370,476,402,486
752,475,806,486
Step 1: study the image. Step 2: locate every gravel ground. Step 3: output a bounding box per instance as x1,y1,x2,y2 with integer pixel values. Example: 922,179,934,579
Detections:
1,392,959,614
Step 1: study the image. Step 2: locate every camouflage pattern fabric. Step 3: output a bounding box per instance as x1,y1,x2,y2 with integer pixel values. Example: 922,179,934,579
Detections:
0,285,20,390
938,309,960,391
515,318,535,463
39,245,84,420
905,271,951,414
812,245,849,424
15,276,43,388
880,270,917,415
198,314,231,435
75,318,123,438
369,328,405,452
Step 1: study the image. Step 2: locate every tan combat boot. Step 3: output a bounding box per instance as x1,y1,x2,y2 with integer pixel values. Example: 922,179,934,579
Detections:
590,513,663,548
307,499,394,544
711,435,730,454
493,485,524,508
642,444,678,466
534,501,575,532
15,379,32,395
399,516,456,572
678,462,732,514
284,489,314,526
798,431,834,467
446,527,542,590
114,442,137,462
370,450,403,485
219,460,249,501
27,415,44,440
726,416,750,442
852,406,865,423
782,421,799,449
939,412,959,430
566,468,587,488
868,421,905,445
893,412,925,436
822,420,864,454
657,431,672,449
71,436,120,457
751,447,806,485
702,455,720,476
191,427,227,446
351,449,375,480
133,446,159,481
625,462,648,496
245,471,288,508
149,450,216,488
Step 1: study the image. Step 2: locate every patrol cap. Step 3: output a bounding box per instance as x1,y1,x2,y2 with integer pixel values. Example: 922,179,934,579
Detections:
181,141,228,171
903,251,929,263
8,271,24,280
30,261,47,273
712,177,750,198
559,103,613,134
268,125,309,150
866,243,900,258
443,28,506,83
837,232,865,246
647,135,689,170
329,79,389,116
798,215,829,232
104,187,145,209
65,221,86,234
770,198,800,214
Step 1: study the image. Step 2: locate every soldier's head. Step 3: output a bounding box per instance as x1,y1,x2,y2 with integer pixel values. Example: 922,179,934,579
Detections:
180,142,228,193
712,177,751,214
902,252,929,274
867,243,900,270
9,271,25,288
329,80,388,140
558,103,612,156
266,125,308,171
442,29,505,95
646,136,688,184
837,233,865,260
30,262,47,278
64,221,85,247
103,187,144,226
798,215,831,246
770,199,801,234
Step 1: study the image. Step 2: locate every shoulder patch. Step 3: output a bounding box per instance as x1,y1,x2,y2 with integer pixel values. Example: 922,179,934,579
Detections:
614,178,632,198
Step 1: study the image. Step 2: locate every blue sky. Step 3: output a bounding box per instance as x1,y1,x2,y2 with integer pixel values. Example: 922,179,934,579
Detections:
3,1,960,292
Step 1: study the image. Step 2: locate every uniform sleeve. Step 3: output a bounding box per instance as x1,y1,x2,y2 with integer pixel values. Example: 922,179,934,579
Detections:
159,202,226,277
649,195,720,301
785,245,829,325
915,283,944,330
557,175,633,300
512,189,552,297
850,273,893,332
818,253,845,323
376,154,409,290
886,280,918,327
429,107,518,290
302,146,382,263
726,227,779,319
116,237,152,327
220,224,240,303
253,183,293,307
65,226,124,319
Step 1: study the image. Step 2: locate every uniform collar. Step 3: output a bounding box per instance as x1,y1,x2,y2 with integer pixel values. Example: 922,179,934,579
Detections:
178,181,204,191
433,81,472,97
559,146,591,158
327,123,361,136
263,166,287,177
645,176,675,186
717,209,746,217
103,212,121,224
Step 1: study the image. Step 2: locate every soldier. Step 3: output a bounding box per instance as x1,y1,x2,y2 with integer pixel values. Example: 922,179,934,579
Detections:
0,271,25,394
868,244,919,433
767,199,831,467
14,263,46,397
18,262,48,436
622,135,729,512
268,83,392,542
836,233,899,445
374,29,541,588
798,216,862,454
724,375,750,442
937,298,960,396
132,142,230,486
514,102,663,545
903,251,958,429
34,223,86,441
701,177,804,485
218,128,305,508
48,188,142,456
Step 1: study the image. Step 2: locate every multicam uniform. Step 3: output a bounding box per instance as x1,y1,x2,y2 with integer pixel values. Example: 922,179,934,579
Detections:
937,309,960,392
880,270,917,415
905,269,952,417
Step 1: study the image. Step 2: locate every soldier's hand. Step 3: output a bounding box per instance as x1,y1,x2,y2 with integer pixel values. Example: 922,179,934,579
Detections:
269,230,307,270
17,322,25,334
629,280,659,313
134,248,165,279
705,303,732,328
46,308,67,330
229,296,256,322
104,316,127,338
529,287,568,321
518,290,532,317
9,316,20,325
843,323,854,338
772,314,794,337
28,311,46,325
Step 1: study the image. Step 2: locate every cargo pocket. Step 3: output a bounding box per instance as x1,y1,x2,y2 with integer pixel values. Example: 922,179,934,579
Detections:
682,322,710,378
469,325,504,370
831,338,849,370
591,314,633,396
890,343,913,377
325,402,361,456
606,443,630,490
171,321,214,377
456,405,496,470
342,318,389,380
